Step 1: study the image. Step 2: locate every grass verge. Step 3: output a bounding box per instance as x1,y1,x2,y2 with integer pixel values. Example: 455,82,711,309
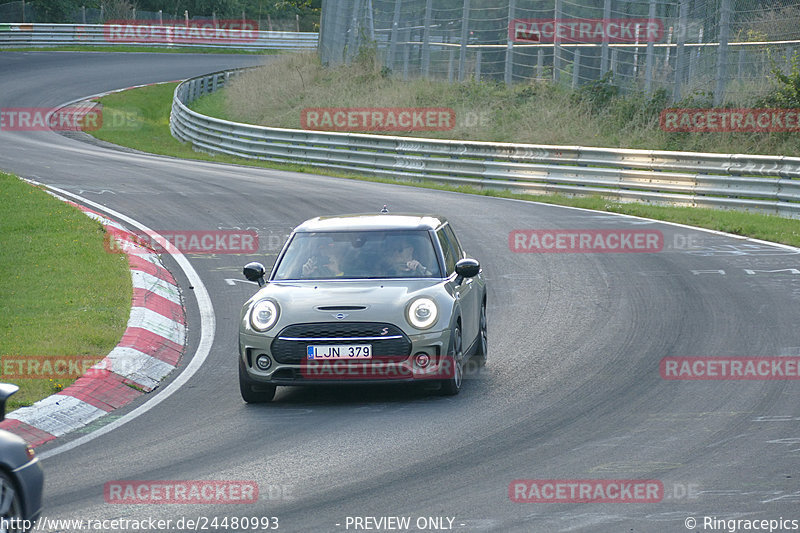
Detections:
0,45,276,54
0,173,131,410
88,83,800,249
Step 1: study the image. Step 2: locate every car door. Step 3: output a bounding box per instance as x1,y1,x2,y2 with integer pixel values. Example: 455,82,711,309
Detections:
437,225,478,350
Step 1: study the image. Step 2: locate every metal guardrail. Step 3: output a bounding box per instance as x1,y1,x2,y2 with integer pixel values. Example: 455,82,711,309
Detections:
170,69,800,219
0,23,318,50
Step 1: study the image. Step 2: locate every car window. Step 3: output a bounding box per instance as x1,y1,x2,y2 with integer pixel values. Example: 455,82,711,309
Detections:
272,230,442,280
436,227,457,275
442,223,465,260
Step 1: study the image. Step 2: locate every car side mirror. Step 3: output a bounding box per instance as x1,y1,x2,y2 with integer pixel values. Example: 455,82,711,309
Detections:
455,258,480,284
0,383,19,422
243,262,267,287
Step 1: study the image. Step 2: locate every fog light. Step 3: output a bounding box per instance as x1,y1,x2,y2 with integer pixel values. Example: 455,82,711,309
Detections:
414,352,430,368
255,354,272,371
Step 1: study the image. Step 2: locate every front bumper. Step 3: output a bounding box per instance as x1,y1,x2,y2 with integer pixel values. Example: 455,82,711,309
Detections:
240,325,453,385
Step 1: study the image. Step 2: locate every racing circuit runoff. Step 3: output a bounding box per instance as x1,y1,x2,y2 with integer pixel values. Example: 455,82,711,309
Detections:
1,50,799,533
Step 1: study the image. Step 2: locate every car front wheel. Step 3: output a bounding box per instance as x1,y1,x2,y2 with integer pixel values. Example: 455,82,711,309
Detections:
239,358,277,403
439,325,463,396
0,470,22,533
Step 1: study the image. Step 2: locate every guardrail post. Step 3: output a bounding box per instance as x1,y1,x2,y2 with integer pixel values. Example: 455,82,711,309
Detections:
475,49,482,81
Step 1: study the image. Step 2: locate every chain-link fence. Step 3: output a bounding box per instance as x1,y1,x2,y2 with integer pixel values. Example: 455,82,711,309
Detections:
319,0,800,105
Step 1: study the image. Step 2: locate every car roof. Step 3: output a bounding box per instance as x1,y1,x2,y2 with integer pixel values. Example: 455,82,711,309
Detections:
293,213,447,233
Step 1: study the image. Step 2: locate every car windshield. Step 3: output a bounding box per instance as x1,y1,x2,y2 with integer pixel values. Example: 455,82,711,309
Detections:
272,230,442,280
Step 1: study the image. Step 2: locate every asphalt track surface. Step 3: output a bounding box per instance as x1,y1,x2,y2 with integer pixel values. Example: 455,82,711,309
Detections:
1,52,799,533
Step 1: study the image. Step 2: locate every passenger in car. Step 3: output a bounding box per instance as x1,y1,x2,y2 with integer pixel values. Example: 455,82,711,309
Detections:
386,237,431,277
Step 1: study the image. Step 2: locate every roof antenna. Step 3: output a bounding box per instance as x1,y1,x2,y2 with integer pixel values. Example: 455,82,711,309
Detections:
380,205,389,213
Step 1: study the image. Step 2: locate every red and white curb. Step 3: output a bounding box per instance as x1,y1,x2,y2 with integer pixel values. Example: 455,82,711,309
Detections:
0,198,186,447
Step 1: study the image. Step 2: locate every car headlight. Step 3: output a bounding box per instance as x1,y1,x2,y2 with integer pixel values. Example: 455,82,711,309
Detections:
407,297,438,330
250,299,279,332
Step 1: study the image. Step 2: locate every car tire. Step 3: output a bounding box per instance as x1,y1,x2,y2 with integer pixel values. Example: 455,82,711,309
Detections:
439,325,463,396
0,470,22,532
475,300,487,366
239,358,277,403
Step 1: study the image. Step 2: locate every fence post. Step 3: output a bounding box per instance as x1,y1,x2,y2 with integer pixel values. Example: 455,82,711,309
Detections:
448,45,456,82
346,0,362,64
572,49,581,89
600,0,611,74
505,0,516,86
713,0,730,106
458,0,471,82
611,48,618,83
422,0,432,77
403,29,411,80
737,47,745,78
365,0,374,41
645,0,656,93
689,28,703,84
388,0,401,71
553,0,562,82
672,0,688,103
537,48,544,79
475,49,482,81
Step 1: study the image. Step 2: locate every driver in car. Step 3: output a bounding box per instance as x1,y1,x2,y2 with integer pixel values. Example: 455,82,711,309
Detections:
302,242,345,278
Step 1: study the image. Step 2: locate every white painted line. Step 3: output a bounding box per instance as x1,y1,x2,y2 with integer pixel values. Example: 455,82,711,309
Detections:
29,185,215,461
128,307,185,345
99,347,175,390
7,395,106,437
131,270,181,303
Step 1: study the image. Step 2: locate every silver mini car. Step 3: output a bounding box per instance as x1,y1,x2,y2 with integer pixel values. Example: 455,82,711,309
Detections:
0,384,44,530
238,213,487,402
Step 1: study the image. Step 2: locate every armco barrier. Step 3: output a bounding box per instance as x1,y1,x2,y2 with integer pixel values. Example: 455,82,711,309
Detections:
0,23,317,51
170,69,800,219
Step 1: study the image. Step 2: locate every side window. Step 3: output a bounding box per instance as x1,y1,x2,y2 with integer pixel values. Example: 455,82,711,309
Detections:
436,228,457,275
442,224,464,260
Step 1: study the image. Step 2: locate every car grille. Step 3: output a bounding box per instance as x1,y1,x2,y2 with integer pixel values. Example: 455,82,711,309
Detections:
271,322,411,364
